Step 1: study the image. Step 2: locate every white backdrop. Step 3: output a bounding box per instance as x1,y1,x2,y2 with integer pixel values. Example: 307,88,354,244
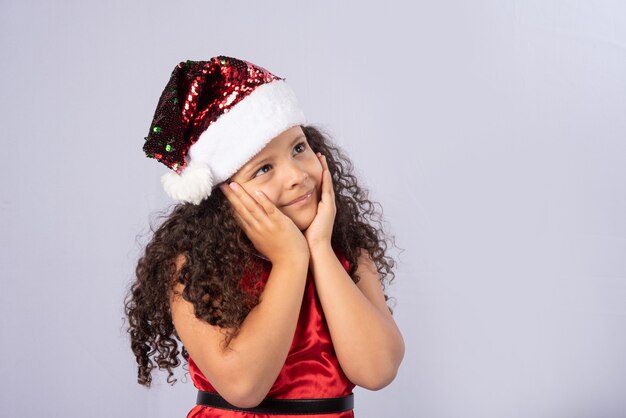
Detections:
1,1,625,417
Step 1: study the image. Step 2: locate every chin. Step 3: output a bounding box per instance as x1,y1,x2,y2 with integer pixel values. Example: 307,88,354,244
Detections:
294,213,315,231
297,221,312,232
286,190,320,231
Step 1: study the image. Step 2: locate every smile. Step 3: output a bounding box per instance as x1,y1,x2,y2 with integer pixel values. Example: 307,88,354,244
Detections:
284,191,313,207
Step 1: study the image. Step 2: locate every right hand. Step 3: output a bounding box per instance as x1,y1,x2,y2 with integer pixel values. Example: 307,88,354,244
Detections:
219,181,309,265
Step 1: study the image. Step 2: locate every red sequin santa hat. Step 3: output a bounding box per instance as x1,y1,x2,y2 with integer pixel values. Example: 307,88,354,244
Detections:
143,56,306,204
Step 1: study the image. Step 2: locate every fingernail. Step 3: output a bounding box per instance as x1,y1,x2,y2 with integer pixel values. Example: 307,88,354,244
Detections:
229,182,239,191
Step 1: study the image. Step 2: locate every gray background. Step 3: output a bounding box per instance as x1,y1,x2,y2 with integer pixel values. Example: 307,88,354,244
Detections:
1,1,625,417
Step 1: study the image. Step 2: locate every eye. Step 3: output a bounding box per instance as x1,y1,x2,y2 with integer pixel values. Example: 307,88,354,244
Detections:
294,141,307,154
253,164,272,178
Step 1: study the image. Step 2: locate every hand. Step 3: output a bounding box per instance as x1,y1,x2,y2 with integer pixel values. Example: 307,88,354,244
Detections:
219,181,309,265
304,153,336,252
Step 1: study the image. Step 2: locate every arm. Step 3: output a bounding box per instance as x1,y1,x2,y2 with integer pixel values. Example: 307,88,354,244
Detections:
303,153,404,389
308,246,405,390
170,254,309,408
171,181,311,408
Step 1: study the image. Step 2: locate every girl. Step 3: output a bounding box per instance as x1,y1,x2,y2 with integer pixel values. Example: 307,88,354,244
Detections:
125,56,404,417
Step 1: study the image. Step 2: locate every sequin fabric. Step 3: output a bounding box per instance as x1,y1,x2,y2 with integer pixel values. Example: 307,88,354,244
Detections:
143,56,283,173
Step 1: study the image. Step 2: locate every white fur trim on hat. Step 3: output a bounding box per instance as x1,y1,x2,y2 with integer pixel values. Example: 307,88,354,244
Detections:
161,160,214,205
163,79,306,204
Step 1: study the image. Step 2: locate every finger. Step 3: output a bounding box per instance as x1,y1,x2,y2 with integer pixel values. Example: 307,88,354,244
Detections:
232,208,251,230
318,153,331,179
220,182,246,210
219,184,252,228
226,182,269,224
321,171,334,203
320,153,330,173
219,182,239,212
253,189,279,217
317,152,324,169
219,181,242,202
320,155,335,201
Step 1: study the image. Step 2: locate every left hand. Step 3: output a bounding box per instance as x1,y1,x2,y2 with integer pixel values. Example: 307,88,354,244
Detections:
304,153,336,251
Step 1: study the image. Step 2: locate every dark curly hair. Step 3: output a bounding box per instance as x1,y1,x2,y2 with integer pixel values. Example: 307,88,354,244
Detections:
124,124,397,387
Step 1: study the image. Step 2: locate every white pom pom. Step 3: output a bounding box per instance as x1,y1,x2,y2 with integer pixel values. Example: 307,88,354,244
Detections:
161,160,214,204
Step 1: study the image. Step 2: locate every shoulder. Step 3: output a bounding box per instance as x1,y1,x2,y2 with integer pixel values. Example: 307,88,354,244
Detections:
353,248,392,316
355,248,377,275
332,246,377,277
174,253,187,271
170,253,188,297
332,246,352,272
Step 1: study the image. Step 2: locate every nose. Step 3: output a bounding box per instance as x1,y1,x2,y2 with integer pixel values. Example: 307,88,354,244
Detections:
285,161,309,188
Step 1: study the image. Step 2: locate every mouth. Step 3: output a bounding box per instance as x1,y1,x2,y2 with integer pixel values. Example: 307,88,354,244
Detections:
283,190,314,207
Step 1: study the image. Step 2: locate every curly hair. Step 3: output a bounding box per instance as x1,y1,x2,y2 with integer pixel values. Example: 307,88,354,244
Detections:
124,124,397,387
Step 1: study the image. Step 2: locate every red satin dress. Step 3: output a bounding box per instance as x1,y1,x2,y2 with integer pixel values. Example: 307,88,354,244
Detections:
186,250,356,418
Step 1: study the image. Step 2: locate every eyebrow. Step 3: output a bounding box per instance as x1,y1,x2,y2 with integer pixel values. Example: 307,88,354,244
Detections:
242,134,306,177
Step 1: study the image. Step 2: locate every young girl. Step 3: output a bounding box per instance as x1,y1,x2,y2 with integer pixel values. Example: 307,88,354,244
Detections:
125,56,404,417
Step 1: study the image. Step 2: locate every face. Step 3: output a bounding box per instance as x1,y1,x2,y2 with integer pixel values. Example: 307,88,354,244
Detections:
228,126,323,231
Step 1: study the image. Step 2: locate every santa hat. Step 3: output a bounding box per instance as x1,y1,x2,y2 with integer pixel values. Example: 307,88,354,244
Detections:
143,56,306,204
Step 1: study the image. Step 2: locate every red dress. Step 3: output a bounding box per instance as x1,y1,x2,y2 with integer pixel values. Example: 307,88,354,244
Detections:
186,250,356,418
